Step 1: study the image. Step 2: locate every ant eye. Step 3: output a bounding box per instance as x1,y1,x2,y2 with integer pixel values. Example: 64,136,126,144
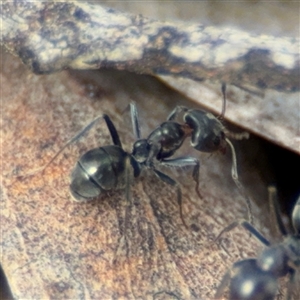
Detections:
213,136,220,146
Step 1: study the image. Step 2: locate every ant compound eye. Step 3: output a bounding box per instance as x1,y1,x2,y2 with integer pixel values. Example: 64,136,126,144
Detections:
213,136,221,146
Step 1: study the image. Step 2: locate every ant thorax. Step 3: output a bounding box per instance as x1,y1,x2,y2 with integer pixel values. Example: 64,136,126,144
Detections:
132,121,189,164
147,121,187,160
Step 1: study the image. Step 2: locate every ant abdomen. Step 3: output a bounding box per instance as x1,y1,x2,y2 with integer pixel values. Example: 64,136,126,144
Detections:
70,145,132,201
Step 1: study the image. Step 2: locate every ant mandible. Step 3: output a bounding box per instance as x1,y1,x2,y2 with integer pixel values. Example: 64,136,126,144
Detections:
215,187,300,300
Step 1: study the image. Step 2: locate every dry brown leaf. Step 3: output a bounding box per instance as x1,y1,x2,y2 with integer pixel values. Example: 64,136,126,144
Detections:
1,49,274,299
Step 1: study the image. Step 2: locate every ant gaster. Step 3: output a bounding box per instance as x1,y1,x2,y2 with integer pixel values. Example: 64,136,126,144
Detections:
215,186,300,300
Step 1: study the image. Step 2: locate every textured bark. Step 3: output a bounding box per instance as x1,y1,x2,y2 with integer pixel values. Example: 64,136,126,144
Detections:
1,49,273,299
1,1,299,92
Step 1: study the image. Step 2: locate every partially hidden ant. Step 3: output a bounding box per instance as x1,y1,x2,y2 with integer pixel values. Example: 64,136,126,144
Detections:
215,186,300,300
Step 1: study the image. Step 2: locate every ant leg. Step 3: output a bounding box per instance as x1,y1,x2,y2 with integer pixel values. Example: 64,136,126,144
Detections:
215,269,232,299
292,195,300,233
123,155,133,238
167,106,189,121
113,155,132,264
215,219,270,247
103,114,122,148
153,291,181,300
225,137,253,224
286,269,298,300
160,156,202,198
152,168,188,229
217,83,226,120
129,102,142,139
268,186,288,237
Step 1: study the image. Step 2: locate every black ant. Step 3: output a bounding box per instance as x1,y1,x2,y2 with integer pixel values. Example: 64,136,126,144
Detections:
131,83,251,222
42,84,250,229
42,103,199,229
215,186,300,300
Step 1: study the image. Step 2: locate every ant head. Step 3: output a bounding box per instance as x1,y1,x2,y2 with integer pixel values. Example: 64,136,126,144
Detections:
132,139,150,163
292,195,300,234
184,110,226,153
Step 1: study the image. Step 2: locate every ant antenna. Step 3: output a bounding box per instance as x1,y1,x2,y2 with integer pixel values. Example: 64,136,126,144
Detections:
219,83,249,141
218,83,227,120
225,137,253,224
130,102,141,139
41,116,103,173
